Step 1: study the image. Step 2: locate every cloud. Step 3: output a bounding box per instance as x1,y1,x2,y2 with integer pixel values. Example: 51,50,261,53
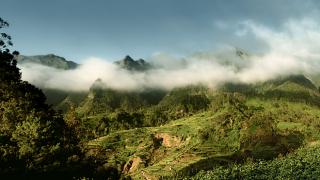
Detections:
18,18,320,92
236,18,320,80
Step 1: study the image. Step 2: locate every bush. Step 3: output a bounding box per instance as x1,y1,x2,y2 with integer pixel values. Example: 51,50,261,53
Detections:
189,145,320,179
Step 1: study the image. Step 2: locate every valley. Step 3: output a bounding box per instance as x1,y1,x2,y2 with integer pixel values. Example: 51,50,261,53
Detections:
3,1,320,179
15,54,320,179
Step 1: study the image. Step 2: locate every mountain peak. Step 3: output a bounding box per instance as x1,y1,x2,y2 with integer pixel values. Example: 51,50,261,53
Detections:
115,55,151,71
235,47,249,59
124,55,134,62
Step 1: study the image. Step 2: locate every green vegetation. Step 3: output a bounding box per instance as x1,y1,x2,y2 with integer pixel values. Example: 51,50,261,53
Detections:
52,68,320,179
190,143,320,179
85,91,320,179
0,18,119,179
2,17,320,179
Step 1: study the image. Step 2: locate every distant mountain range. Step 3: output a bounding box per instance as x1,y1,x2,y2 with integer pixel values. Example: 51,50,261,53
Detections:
16,51,320,110
17,54,78,70
16,54,154,109
17,54,152,71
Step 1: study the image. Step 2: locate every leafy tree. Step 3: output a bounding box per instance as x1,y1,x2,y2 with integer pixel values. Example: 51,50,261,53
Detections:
64,105,82,140
0,18,12,51
0,18,81,177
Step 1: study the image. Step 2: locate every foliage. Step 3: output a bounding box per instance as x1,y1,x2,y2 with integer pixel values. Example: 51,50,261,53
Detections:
0,18,86,178
3,16,320,179
0,18,12,51
190,145,320,179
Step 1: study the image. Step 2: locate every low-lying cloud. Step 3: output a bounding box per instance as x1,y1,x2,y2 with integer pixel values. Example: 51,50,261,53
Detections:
18,18,320,92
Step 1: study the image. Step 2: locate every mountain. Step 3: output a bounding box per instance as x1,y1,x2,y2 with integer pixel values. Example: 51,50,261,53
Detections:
222,75,320,104
14,53,320,179
77,78,166,115
17,54,78,69
43,88,87,112
18,54,150,71
114,55,151,71
17,55,153,112
16,54,81,109
81,74,320,179
37,55,153,111
88,84,320,179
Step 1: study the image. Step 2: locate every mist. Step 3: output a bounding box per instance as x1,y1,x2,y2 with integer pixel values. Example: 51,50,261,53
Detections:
18,18,320,92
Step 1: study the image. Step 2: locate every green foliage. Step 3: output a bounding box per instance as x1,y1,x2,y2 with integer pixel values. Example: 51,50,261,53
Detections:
4,15,320,179
108,110,144,131
78,84,166,116
74,85,211,135
0,19,84,177
0,18,12,51
159,86,210,112
190,145,320,179
143,106,169,126
222,75,320,106
11,114,42,157
84,88,320,179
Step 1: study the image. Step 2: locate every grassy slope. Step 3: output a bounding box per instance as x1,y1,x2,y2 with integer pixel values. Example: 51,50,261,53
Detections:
87,96,320,179
247,99,320,140
88,111,225,179
82,75,320,179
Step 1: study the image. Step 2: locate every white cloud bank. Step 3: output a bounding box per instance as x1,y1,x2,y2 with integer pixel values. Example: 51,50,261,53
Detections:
19,18,320,91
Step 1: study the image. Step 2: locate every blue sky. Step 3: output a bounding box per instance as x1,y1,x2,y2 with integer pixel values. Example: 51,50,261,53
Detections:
1,0,319,62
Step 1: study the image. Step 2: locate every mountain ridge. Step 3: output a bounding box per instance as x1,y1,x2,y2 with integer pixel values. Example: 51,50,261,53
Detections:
17,54,78,70
114,55,151,71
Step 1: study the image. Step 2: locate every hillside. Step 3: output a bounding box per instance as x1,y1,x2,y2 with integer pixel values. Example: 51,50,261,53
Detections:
13,53,320,179
17,54,78,69
4,2,320,178
70,74,320,179
87,91,320,179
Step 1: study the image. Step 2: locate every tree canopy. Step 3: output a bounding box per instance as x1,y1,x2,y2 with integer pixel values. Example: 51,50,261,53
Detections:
0,18,83,178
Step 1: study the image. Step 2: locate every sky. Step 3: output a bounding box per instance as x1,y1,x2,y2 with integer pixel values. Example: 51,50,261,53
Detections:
1,0,320,62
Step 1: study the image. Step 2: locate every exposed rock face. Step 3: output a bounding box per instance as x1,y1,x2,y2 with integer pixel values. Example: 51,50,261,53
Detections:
155,133,182,148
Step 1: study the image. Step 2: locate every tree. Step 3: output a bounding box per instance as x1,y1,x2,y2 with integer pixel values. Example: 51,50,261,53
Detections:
0,18,20,83
0,18,81,177
0,18,13,52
